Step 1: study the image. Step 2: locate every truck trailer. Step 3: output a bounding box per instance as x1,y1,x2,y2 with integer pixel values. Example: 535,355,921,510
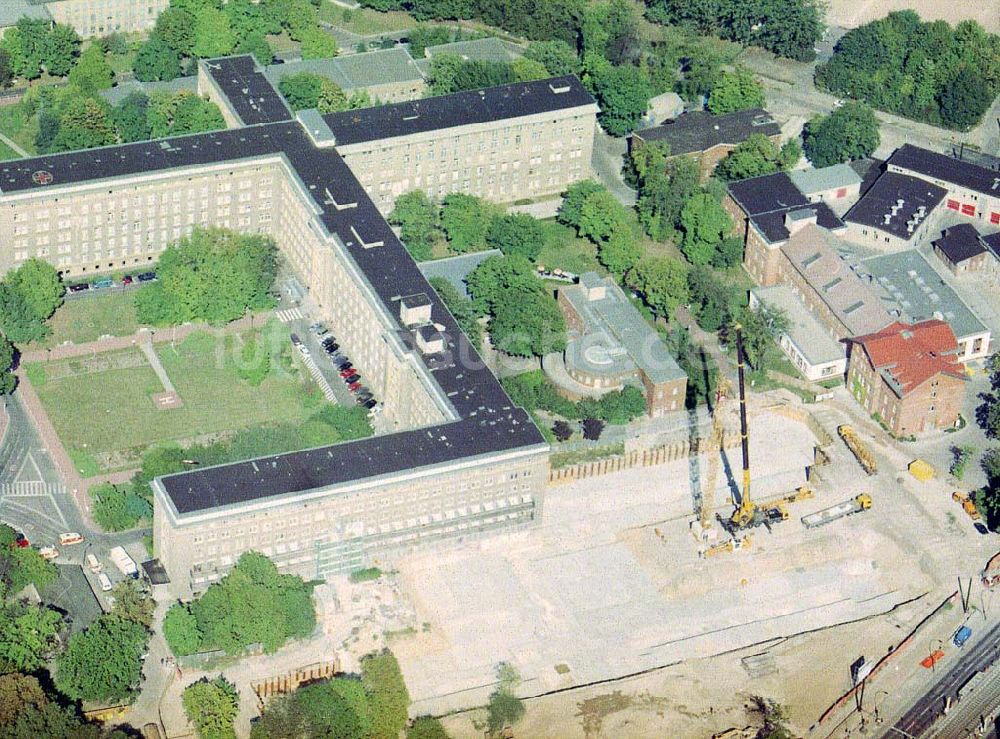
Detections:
109,546,139,579
801,494,872,529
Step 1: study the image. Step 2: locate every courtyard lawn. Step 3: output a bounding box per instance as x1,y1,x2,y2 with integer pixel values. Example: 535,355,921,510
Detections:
27,292,141,350
537,220,602,275
318,3,418,35
0,139,19,161
28,325,322,474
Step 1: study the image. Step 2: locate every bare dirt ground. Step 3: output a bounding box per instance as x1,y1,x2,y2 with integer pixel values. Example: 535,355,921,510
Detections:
826,0,999,33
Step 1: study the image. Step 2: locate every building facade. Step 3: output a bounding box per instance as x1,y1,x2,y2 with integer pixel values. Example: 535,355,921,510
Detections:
0,57,599,593
45,0,168,36
846,320,967,436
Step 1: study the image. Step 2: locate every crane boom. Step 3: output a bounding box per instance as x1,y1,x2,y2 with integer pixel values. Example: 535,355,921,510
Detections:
730,324,757,529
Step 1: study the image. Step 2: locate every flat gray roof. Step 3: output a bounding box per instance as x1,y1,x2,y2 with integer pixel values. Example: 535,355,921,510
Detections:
262,48,424,93
418,250,502,298
560,274,686,384
860,250,988,340
424,38,524,64
0,0,50,26
753,285,844,366
789,163,862,195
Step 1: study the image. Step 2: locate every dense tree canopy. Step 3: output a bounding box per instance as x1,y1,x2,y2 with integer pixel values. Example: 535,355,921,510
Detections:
707,66,765,114
183,677,240,739
802,102,880,167
389,190,441,261
56,614,150,703
645,0,823,61
467,255,566,357
679,193,733,265
440,193,497,253
631,143,700,241
134,227,278,326
0,599,63,674
486,213,544,261
626,256,688,319
714,133,800,181
0,19,81,80
147,90,225,138
164,552,315,656
557,180,606,232
589,60,653,136
816,13,1000,130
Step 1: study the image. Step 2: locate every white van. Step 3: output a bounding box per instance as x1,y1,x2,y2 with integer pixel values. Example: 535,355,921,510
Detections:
59,532,84,546
97,573,113,592
86,553,101,573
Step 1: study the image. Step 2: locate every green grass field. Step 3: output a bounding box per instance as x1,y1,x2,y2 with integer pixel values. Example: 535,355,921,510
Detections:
318,3,418,34
27,293,141,350
0,139,19,161
537,220,602,275
29,326,322,474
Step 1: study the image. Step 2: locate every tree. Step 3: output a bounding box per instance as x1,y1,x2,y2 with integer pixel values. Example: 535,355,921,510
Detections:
0,49,13,89
582,417,604,440
487,691,525,734
0,544,57,593
486,213,544,261
428,276,484,348
715,134,798,181
317,80,348,112
300,28,339,59
728,301,789,370
52,96,116,152
236,32,274,65
577,189,632,245
5,258,64,321
747,695,793,739
43,24,81,77
407,25,453,57
707,66,765,113
193,7,236,58
0,600,63,674
113,91,152,142
146,91,225,138
183,677,240,739
56,614,149,703
938,67,995,130
68,43,113,93
0,284,48,344
279,72,326,110
525,40,580,76
552,420,573,441
591,62,652,136
679,192,732,266
134,38,182,82
802,103,880,167
634,147,701,240
111,580,155,628
557,180,605,231
154,7,197,56
440,193,493,253
163,603,203,656
598,230,643,277
389,190,440,261
90,482,152,531
626,257,688,319
0,335,16,397
361,651,409,739
0,673,47,727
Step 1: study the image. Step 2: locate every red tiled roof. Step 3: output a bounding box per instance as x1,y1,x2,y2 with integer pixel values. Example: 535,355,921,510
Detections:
849,320,966,396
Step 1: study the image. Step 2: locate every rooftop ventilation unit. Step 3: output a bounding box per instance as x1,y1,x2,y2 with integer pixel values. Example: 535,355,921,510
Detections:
549,82,571,94
992,177,1000,191
883,213,892,225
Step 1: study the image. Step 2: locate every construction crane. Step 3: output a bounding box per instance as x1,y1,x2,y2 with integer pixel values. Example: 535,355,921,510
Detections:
692,374,732,542
728,324,758,530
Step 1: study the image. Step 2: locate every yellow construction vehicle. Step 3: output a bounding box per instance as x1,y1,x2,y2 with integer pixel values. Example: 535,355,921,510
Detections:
702,534,753,558
838,425,877,475
953,490,981,521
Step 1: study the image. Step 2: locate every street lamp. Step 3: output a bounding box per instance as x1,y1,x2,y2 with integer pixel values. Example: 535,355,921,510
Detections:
929,638,944,673
874,690,889,725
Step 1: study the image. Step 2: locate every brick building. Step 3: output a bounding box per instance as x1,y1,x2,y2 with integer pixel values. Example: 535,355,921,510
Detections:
932,223,994,275
631,108,781,181
554,273,687,417
846,321,967,435
0,56,602,592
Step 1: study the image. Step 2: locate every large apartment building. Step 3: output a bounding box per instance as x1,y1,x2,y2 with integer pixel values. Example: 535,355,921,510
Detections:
1,0,168,37
0,56,598,593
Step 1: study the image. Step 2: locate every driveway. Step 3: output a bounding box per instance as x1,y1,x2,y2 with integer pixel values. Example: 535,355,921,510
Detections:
590,126,637,206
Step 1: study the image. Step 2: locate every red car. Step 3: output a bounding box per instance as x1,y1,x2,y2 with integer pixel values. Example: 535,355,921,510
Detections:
339,368,356,378
348,382,362,392
121,275,133,285
13,532,28,548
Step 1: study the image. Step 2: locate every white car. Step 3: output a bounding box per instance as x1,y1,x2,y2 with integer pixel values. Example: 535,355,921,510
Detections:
86,553,102,573
833,99,845,108
38,546,59,560
59,532,84,546
97,573,113,592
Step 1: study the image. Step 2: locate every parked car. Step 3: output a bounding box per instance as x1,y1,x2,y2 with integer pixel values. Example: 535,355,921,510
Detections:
363,399,377,409
308,322,325,334
97,573,113,592
335,360,352,371
290,333,302,346
38,546,59,560
953,625,972,647
297,344,310,357
92,277,115,289
137,271,156,282
122,275,133,285
340,368,357,378
324,345,339,355
59,532,84,546
86,553,102,573
343,374,360,384
974,522,990,535
13,532,28,548
348,382,362,392
68,283,90,293
357,391,373,402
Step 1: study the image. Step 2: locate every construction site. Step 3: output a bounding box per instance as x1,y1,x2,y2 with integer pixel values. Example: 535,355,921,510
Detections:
382,330,996,736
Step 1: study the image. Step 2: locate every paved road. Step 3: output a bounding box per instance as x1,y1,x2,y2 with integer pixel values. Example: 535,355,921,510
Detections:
590,127,637,206
890,619,1000,737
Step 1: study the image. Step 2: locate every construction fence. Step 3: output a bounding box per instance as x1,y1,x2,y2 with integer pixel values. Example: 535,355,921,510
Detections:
251,659,340,706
